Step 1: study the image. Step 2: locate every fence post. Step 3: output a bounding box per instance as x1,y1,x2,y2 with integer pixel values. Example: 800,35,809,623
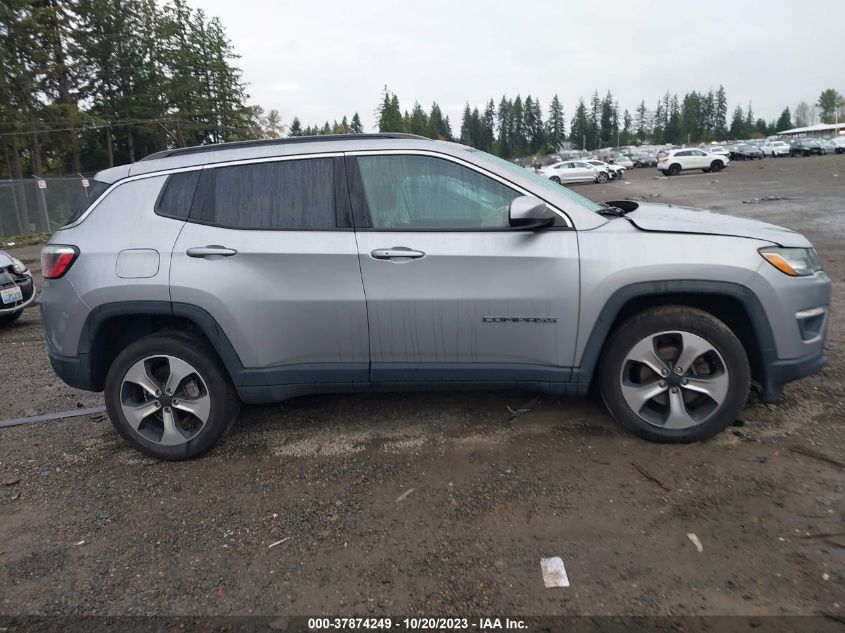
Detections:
31,174,51,233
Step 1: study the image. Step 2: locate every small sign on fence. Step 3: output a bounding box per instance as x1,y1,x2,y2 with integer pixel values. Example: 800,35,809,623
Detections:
36,179,47,190
81,179,90,188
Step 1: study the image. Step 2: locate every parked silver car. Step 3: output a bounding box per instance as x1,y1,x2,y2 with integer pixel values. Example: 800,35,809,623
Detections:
39,134,831,459
0,250,36,326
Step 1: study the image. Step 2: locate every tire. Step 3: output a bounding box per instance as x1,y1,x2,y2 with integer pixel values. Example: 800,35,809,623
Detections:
596,171,609,183
598,306,750,443
660,169,669,176
104,331,241,460
667,163,681,176
0,310,23,327
710,160,724,172
550,176,561,184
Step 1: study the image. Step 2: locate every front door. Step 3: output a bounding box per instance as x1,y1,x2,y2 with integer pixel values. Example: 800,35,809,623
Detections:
347,152,580,385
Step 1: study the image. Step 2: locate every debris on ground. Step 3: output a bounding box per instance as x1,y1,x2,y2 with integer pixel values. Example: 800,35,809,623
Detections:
395,488,415,503
3,477,20,486
741,196,801,204
74,540,85,546
540,557,570,588
631,462,671,492
687,533,704,553
788,446,845,471
732,429,753,442
268,537,291,549
506,395,542,421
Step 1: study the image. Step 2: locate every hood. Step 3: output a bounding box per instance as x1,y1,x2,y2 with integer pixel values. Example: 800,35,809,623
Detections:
0,250,13,268
622,202,812,247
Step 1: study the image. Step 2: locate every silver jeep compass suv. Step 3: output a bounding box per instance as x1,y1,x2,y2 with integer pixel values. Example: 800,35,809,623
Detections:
39,134,831,460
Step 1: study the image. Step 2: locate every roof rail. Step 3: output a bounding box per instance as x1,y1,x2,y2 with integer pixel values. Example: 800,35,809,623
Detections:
138,133,430,162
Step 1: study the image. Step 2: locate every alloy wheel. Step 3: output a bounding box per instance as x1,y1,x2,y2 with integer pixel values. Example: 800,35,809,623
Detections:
618,330,730,430
120,355,211,445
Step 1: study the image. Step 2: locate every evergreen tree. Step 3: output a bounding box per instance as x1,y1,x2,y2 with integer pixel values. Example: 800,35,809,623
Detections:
288,117,303,136
511,95,525,156
621,109,632,146
409,102,428,136
376,87,403,132
634,100,649,143
729,105,745,138
570,99,589,151
587,91,601,150
496,96,513,157
480,99,495,152
775,107,792,132
794,101,810,127
545,94,565,151
427,102,450,139
715,85,728,139
350,112,363,133
599,91,616,147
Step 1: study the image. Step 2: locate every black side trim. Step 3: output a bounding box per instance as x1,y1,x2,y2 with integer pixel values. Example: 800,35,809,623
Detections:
572,280,778,391
370,363,571,383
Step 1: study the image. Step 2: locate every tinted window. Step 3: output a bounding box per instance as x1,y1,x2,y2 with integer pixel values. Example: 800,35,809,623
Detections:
65,180,109,225
191,158,335,230
356,155,519,230
156,171,200,220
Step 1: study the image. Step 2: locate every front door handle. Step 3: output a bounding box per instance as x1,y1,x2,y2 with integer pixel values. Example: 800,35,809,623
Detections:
371,247,425,260
186,245,238,258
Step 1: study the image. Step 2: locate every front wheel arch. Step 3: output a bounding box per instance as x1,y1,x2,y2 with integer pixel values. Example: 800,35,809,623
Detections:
574,283,775,399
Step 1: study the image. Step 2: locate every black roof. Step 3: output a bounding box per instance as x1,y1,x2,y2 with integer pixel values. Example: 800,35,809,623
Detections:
139,133,430,162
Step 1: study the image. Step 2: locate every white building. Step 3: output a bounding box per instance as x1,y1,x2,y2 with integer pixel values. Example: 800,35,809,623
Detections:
776,123,845,138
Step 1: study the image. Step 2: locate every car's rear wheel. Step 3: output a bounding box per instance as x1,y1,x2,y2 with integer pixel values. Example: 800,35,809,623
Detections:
667,164,681,176
104,332,241,460
0,310,23,327
599,306,749,443
596,172,609,183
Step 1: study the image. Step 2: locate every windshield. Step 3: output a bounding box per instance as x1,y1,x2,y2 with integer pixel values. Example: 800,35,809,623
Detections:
472,150,602,212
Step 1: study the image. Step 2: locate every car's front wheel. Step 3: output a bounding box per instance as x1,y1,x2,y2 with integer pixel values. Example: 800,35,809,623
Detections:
550,176,561,184
104,332,241,460
710,160,724,172
599,306,750,443
596,172,609,183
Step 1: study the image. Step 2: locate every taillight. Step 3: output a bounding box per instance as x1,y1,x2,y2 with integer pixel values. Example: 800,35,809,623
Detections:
41,245,79,279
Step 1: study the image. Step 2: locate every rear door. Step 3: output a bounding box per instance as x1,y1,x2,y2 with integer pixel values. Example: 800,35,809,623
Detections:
347,151,580,385
170,155,369,384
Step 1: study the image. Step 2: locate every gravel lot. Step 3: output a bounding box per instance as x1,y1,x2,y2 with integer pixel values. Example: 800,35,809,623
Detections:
1,156,843,618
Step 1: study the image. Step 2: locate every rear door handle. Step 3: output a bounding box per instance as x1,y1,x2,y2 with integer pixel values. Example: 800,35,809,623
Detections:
370,247,425,260
186,246,238,258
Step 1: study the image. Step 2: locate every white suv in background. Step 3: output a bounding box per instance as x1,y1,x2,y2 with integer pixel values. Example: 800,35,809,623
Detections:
762,140,790,157
657,148,729,176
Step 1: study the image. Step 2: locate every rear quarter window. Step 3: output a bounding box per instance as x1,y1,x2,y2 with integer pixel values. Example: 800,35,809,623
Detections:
155,171,201,220
65,180,110,226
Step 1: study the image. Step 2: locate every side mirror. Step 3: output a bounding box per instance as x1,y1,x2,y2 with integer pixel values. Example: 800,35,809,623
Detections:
509,195,555,230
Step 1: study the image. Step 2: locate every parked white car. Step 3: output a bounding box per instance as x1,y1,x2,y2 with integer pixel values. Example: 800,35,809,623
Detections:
761,140,790,157
541,160,610,184
708,146,731,157
584,159,624,180
657,148,729,176
611,155,634,169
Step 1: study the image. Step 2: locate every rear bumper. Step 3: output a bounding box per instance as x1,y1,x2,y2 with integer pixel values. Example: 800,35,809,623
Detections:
48,351,97,391
760,350,825,402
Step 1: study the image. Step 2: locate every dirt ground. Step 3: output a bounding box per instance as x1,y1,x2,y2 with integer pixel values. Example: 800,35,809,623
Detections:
1,155,843,618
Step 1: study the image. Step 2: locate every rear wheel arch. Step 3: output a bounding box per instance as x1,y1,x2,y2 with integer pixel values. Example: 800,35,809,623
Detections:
81,302,244,390
574,282,776,395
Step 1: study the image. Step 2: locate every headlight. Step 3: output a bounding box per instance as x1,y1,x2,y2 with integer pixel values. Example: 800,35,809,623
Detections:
10,257,28,274
759,247,821,277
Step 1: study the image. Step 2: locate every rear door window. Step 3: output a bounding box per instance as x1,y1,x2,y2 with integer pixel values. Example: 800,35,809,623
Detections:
190,158,336,230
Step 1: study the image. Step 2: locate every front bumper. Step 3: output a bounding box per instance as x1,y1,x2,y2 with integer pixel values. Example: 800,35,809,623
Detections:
0,271,36,314
760,350,825,402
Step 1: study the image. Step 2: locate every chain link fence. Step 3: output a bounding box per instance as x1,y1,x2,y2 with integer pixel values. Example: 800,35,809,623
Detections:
0,177,91,240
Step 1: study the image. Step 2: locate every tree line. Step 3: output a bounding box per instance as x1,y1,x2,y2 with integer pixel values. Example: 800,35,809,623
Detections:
353,86,841,158
0,0,273,181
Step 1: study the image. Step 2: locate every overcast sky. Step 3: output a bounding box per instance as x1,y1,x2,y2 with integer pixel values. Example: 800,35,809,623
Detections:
194,0,844,131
